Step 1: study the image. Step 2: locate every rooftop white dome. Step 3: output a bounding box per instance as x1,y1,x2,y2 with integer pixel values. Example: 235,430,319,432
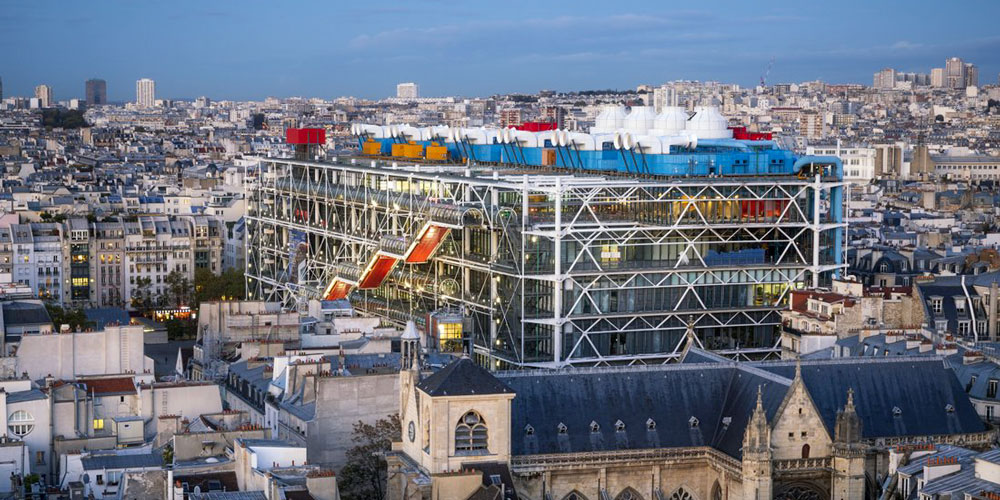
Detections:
685,106,733,139
650,106,689,136
623,106,656,135
591,105,627,134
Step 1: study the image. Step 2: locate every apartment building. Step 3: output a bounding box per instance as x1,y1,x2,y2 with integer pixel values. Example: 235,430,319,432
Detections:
0,217,224,309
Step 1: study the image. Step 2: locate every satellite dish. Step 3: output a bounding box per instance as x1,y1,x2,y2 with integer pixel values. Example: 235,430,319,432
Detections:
82,473,90,484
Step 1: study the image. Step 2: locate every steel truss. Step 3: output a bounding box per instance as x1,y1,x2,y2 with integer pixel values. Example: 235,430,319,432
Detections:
246,157,845,369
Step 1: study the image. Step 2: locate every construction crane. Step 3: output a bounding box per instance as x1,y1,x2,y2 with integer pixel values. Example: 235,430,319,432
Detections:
760,57,775,87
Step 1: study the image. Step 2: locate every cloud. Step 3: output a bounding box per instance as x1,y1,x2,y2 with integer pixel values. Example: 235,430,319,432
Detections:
890,41,923,50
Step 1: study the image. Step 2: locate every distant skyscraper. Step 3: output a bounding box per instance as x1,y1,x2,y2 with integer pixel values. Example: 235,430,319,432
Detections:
945,57,968,89
34,84,53,107
873,68,896,89
931,68,945,88
965,64,979,88
136,78,156,107
396,82,418,99
85,79,107,106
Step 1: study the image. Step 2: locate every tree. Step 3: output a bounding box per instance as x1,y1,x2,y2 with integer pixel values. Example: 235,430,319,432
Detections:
45,304,95,331
164,270,193,308
338,413,401,500
194,267,246,306
131,277,153,311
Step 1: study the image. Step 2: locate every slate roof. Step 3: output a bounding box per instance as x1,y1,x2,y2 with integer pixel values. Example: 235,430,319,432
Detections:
84,307,131,329
752,358,983,440
417,358,513,397
499,360,790,458
476,351,985,459
81,452,163,470
2,301,52,327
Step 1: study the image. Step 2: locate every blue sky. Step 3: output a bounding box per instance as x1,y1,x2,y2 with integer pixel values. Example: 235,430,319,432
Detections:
2,0,998,101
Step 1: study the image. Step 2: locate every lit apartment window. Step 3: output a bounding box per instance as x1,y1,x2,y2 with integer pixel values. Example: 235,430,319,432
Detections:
932,299,943,314
93,418,105,431
989,380,998,399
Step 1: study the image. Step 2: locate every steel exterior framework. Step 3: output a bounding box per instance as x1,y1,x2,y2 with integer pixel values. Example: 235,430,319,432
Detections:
246,157,845,369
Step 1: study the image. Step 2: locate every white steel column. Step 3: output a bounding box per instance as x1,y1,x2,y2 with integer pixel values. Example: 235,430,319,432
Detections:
812,171,821,289
553,177,563,364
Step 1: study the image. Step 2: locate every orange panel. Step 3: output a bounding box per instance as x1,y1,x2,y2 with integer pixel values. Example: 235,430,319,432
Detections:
359,255,398,289
406,225,450,263
324,280,352,301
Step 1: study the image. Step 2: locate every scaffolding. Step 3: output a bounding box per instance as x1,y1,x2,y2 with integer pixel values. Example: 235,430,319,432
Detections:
246,156,845,369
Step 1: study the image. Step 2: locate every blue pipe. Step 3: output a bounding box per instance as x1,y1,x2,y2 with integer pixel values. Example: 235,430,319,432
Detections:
792,155,843,179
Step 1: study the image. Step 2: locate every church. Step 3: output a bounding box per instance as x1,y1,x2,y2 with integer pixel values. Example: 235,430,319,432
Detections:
387,330,993,500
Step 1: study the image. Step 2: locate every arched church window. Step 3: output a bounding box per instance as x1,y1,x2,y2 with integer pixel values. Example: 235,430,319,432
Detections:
670,487,693,500
455,411,488,452
615,487,643,500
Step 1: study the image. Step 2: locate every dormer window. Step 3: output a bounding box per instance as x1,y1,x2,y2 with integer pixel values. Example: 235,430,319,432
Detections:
689,416,700,428
945,404,955,413
557,423,567,435
646,418,656,431
931,297,943,314
589,421,600,433
614,420,626,432
892,406,902,417
524,424,534,436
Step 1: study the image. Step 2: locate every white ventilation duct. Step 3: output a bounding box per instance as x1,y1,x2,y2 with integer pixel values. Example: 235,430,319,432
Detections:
631,135,665,154
354,124,392,139
562,132,596,150
650,106,689,136
508,130,541,148
623,106,656,135
686,106,733,139
591,105,627,134
428,126,452,141
397,126,429,141
459,128,499,145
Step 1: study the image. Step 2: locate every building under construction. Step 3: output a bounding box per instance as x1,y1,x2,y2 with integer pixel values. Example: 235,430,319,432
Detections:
246,106,846,369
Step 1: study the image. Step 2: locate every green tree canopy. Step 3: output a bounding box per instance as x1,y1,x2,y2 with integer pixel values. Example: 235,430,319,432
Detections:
338,413,401,500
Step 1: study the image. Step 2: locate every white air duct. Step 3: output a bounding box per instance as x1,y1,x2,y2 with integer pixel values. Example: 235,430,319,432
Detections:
508,130,540,148
632,135,665,154
650,106,688,136
397,126,428,141
459,127,499,145
428,126,452,141
623,106,656,135
591,105,627,134
563,132,597,150
355,124,392,139
686,106,732,139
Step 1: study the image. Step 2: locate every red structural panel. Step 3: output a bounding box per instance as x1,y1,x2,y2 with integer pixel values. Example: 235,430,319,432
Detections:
325,281,351,301
286,128,327,144
406,226,450,264
358,255,398,289
515,121,559,132
729,126,773,141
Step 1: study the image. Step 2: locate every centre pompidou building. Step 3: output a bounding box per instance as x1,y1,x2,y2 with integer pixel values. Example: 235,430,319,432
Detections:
246,106,846,369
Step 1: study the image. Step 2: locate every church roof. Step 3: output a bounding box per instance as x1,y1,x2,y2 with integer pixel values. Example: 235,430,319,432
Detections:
417,357,514,397
492,350,984,459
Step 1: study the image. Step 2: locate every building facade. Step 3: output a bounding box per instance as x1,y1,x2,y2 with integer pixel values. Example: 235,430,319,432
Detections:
248,112,846,368
136,78,155,107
